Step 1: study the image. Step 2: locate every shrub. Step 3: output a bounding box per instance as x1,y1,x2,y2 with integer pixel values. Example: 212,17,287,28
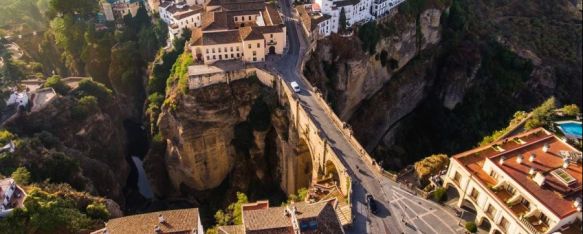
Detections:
71,96,98,120
560,104,580,116
0,130,14,145
465,221,477,233
414,154,449,181
86,202,109,220
75,79,113,103
432,187,447,203
524,97,556,130
44,75,70,95
214,192,248,226
11,167,31,185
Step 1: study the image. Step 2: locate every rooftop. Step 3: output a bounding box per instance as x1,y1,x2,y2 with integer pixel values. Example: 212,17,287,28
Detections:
219,200,344,234
91,208,200,234
453,128,582,219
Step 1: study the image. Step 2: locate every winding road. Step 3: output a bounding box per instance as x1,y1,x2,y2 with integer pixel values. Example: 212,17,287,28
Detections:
272,1,466,233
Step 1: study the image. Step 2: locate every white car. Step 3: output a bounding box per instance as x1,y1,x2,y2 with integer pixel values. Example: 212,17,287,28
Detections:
291,81,301,93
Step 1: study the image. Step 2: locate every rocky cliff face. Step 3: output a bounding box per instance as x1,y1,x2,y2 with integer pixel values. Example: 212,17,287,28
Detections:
304,8,443,120
2,95,131,206
154,77,297,205
304,0,582,170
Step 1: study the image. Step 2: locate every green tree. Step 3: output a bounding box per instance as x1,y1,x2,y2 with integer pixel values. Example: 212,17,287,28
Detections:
339,7,347,31
44,75,70,95
465,221,477,233
11,167,31,185
414,154,448,182
524,97,556,130
287,187,309,203
357,22,379,54
214,192,249,226
0,130,14,145
432,187,447,203
86,202,109,220
560,104,580,116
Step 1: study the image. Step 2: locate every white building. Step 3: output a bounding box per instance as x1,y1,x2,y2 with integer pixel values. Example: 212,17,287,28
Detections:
444,128,582,234
190,0,286,64
297,5,333,39
159,0,204,39
312,0,406,34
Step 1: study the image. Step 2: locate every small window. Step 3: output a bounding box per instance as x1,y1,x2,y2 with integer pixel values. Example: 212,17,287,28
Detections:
248,44,251,49
257,43,260,48
248,16,251,20
218,48,221,53
213,55,216,59
270,34,273,38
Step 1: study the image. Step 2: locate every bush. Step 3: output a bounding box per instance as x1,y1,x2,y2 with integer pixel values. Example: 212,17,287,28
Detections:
71,96,98,120
524,97,556,130
44,75,70,95
86,202,109,220
214,192,248,226
432,187,447,203
560,104,580,116
358,22,380,54
465,221,477,233
414,154,449,181
11,167,31,185
75,79,113,104
0,130,14,145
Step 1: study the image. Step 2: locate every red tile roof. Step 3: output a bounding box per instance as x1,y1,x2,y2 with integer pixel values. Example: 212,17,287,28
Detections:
453,128,582,219
93,208,200,234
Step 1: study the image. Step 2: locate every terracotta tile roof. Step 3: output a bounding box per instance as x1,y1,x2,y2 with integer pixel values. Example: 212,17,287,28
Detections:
203,30,242,45
172,5,203,20
239,27,264,41
218,225,245,234
453,128,583,219
190,28,203,46
253,25,284,34
202,11,229,31
296,6,312,32
236,200,344,234
95,208,200,234
265,4,283,25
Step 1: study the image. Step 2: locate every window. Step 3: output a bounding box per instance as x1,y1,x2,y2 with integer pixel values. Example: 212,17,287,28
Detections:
252,51,256,56
236,47,240,51
235,16,238,21
213,55,216,59
257,43,260,48
453,171,461,184
219,55,222,59
270,34,273,38
248,16,251,20
470,188,479,201
206,56,209,60
212,48,215,53
206,49,209,53
230,47,233,52
237,53,240,57
218,48,221,53
499,217,509,231
248,44,251,49
485,204,496,218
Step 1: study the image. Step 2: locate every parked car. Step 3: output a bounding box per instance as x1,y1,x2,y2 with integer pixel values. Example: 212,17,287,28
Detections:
366,193,378,214
291,81,301,93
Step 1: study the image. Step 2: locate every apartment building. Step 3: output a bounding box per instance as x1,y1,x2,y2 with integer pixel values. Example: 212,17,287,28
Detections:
91,208,204,234
444,128,582,234
297,4,333,39
189,0,286,64
312,0,407,34
217,200,344,234
159,0,204,39
0,178,26,218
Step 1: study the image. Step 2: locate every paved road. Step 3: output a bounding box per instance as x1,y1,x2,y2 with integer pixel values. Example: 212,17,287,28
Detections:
273,1,464,233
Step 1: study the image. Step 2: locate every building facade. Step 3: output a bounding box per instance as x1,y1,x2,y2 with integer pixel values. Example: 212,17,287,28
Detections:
91,208,204,234
159,0,204,39
189,0,286,64
217,200,345,234
443,128,582,234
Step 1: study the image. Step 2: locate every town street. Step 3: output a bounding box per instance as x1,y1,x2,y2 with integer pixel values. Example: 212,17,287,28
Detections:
273,1,465,233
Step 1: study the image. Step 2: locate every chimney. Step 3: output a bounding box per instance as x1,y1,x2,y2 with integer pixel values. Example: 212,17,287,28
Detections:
499,156,506,165
529,167,536,176
154,225,162,233
563,158,571,169
158,214,166,224
529,153,536,163
542,143,550,153
516,154,524,164
533,172,546,186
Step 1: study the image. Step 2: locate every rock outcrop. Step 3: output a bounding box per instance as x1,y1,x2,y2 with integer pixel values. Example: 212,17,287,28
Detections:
2,95,131,206
155,77,298,201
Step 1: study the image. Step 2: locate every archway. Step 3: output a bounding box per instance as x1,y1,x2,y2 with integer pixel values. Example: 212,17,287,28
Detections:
460,199,479,224
288,137,313,194
269,46,276,54
444,182,461,208
478,216,492,232
324,160,340,186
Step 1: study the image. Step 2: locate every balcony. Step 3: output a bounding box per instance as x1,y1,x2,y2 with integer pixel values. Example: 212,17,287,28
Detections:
492,189,528,216
266,40,277,46
520,216,549,234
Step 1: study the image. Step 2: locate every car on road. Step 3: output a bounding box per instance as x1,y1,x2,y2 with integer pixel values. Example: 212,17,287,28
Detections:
366,193,378,214
291,81,301,93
